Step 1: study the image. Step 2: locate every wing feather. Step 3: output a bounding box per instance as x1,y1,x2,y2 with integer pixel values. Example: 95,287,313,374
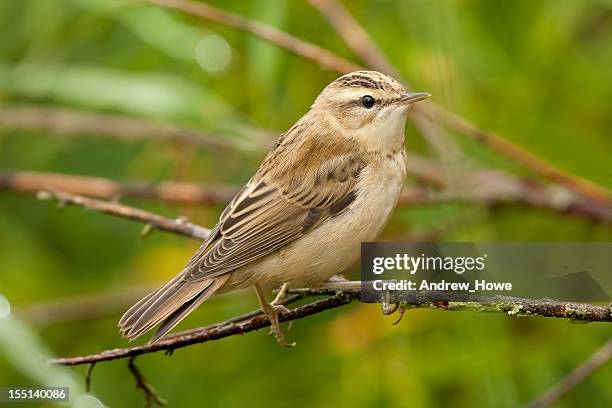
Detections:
183,134,366,282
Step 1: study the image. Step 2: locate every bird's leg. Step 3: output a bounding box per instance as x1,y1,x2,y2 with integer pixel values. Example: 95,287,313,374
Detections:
381,300,399,315
254,283,295,348
270,283,293,330
271,282,290,307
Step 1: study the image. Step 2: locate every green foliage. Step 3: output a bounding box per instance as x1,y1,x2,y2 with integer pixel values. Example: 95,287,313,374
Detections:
0,0,611,407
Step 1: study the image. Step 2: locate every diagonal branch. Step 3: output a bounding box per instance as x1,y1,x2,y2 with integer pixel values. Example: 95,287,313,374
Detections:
145,0,361,73
51,286,612,366
128,357,167,407
524,339,612,408
37,190,210,240
307,0,401,79
0,170,238,205
420,104,612,203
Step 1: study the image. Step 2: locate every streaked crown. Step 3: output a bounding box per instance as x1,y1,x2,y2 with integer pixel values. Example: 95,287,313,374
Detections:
311,70,429,133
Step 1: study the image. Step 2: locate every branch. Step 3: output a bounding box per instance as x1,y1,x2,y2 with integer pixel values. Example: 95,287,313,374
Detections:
402,170,612,223
0,170,238,205
0,104,249,150
3,170,610,222
307,0,401,79
145,0,361,73
418,103,612,203
85,363,95,393
525,339,612,408
128,357,167,407
51,285,611,366
37,190,210,240
314,282,612,322
51,290,353,366
0,166,442,206
145,0,612,204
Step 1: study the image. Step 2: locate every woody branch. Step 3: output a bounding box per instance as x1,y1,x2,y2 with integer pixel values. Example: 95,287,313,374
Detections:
51,285,611,366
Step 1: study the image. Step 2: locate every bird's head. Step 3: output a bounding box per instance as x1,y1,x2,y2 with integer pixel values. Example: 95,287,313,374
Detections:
311,71,430,151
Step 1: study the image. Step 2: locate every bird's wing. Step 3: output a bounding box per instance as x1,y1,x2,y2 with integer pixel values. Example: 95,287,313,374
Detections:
183,135,365,282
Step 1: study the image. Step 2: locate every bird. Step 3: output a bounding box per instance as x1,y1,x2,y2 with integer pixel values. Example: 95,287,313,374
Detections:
118,70,430,347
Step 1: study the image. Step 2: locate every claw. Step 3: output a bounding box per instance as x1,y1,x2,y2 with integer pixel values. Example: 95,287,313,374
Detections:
392,304,405,325
265,302,293,336
266,317,292,336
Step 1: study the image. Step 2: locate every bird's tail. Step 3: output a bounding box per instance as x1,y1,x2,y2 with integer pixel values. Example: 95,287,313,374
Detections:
119,274,229,343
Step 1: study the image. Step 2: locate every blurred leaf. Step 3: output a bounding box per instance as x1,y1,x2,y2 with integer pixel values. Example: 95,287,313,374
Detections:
246,0,288,104
73,0,202,61
0,63,209,119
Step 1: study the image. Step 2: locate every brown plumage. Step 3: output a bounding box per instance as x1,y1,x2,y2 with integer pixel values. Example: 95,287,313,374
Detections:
118,71,430,345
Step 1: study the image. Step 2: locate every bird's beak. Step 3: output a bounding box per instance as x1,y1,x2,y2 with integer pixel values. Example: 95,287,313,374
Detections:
399,92,431,105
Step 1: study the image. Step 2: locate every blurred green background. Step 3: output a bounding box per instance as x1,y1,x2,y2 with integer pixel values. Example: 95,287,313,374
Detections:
0,0,611,407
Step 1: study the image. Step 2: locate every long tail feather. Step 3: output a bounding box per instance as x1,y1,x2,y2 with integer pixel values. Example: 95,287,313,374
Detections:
118,274,228,342
148,276,228,344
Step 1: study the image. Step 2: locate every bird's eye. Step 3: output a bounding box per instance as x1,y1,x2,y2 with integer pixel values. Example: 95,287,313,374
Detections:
361,95,375,108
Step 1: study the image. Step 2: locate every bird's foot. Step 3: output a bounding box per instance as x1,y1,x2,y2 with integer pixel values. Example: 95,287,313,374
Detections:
381,301,406,325
255,283,295,348
262,302,295,348
269,283,293,331
381,291,406,325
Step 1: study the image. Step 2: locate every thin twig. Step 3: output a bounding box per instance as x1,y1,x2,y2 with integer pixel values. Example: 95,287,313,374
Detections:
37,190,210,240
51,287,611,366
0,170,238,205
0,104,249,150
145,0,361,73
524,339,612,408
85,362,96,393
0,103,448,190
307,0,401,79
128,357,167,407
